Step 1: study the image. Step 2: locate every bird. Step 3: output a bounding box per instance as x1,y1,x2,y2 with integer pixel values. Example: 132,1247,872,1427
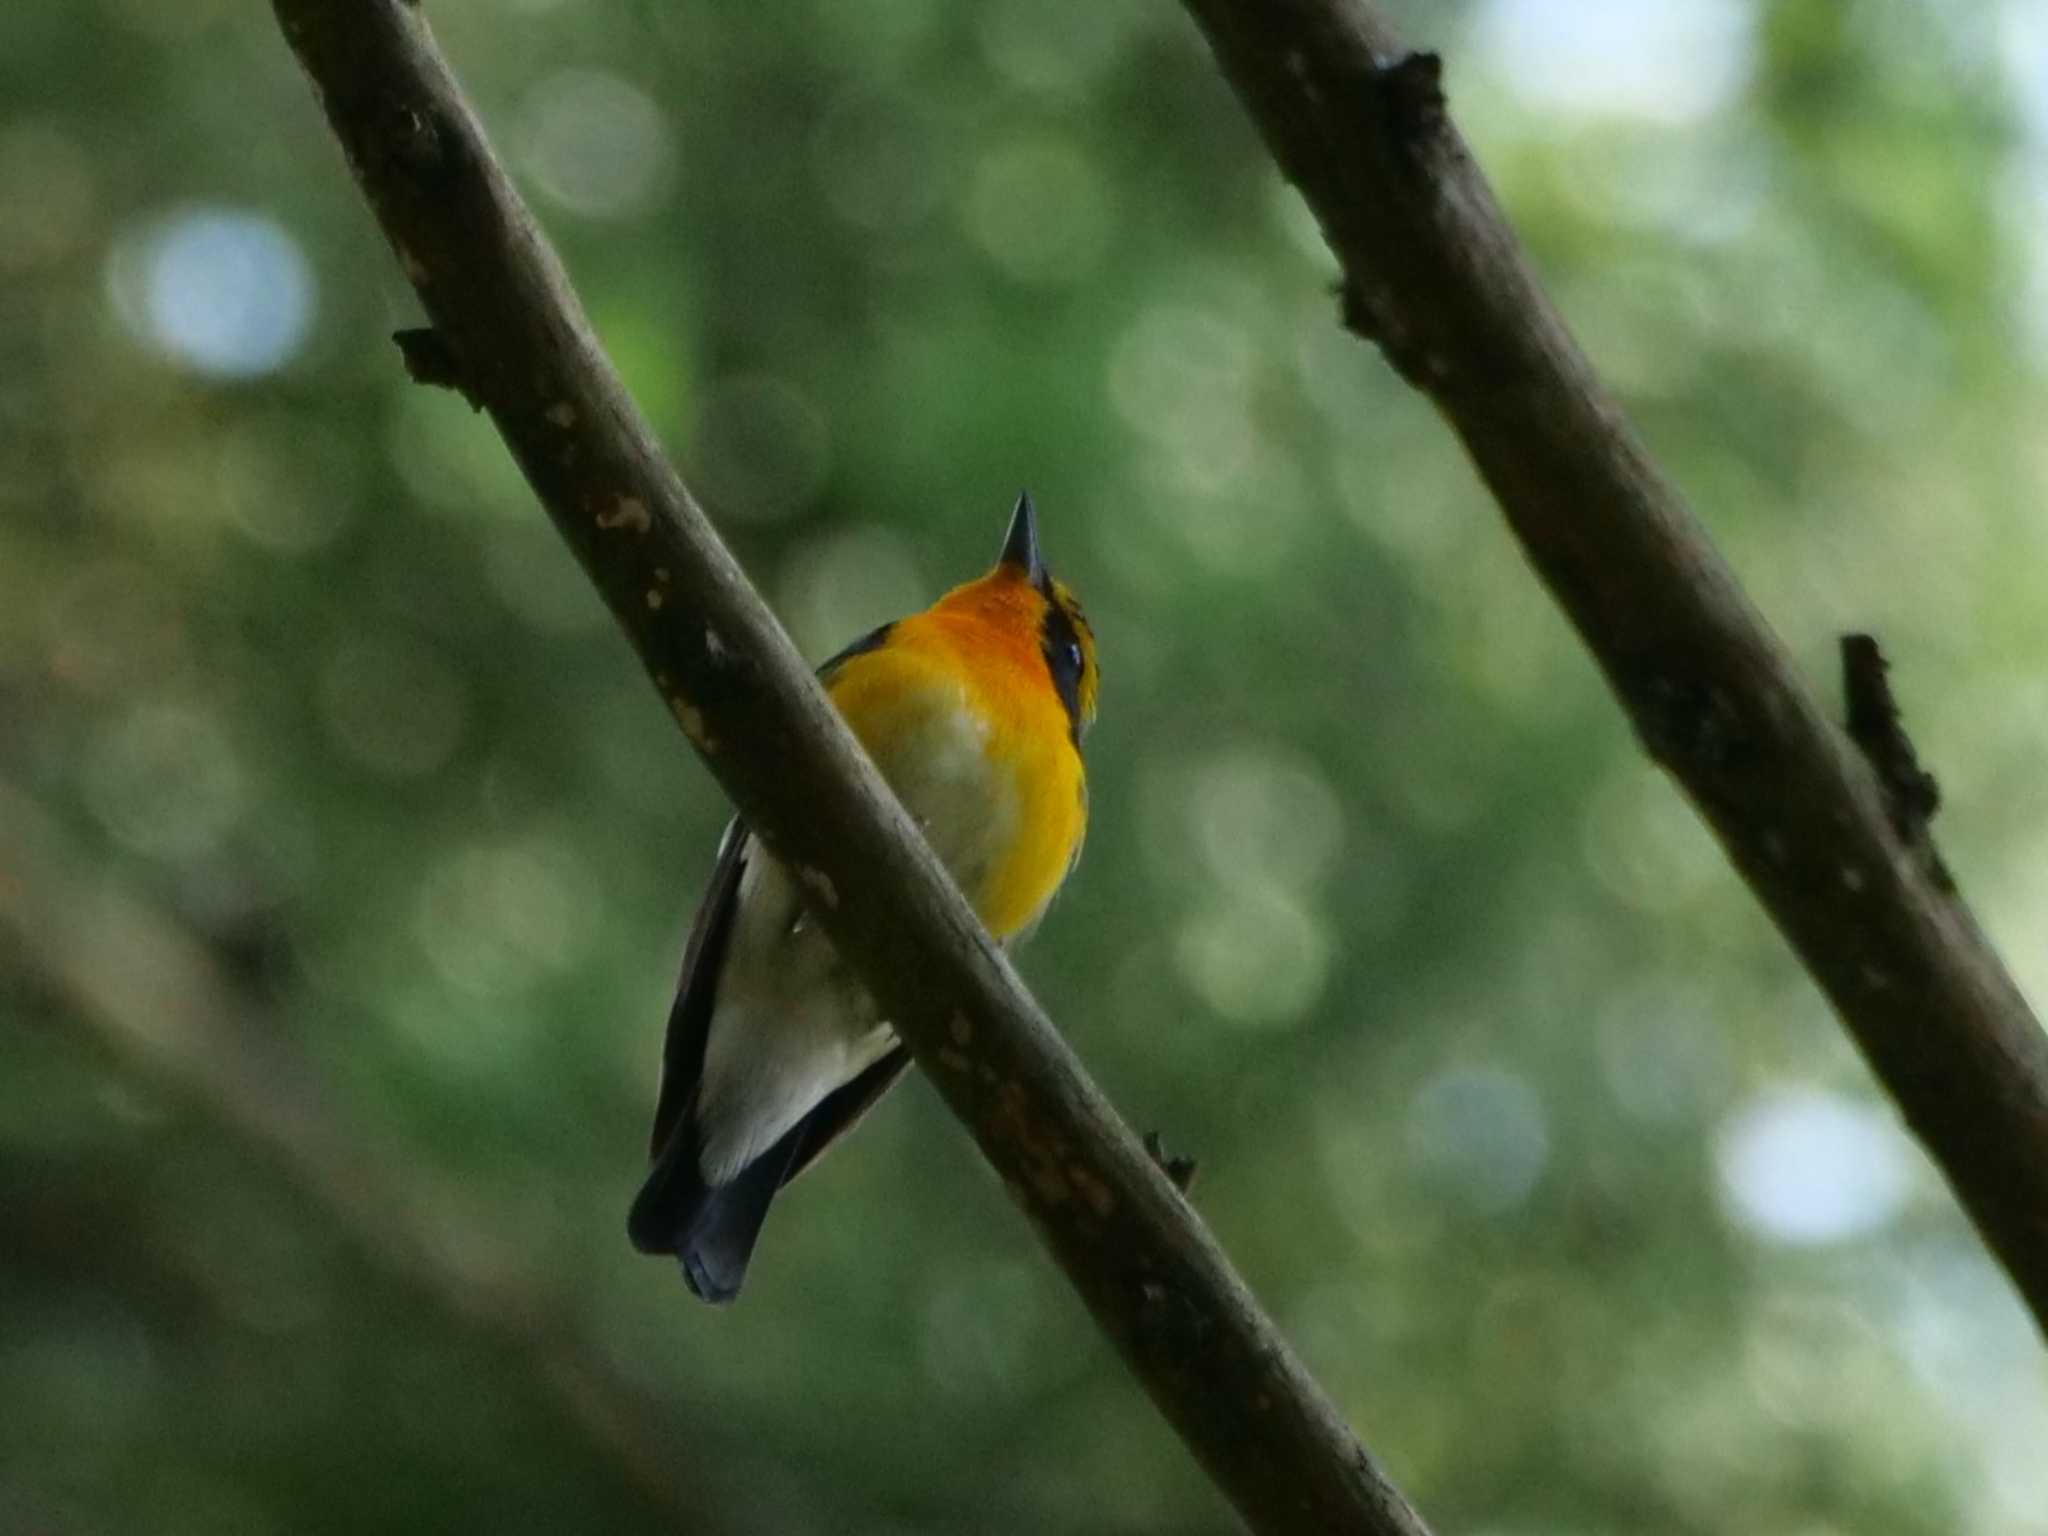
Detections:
628,492,1098,1302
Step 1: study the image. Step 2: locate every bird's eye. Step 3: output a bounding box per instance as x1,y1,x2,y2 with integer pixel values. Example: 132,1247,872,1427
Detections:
1062,640,1083,676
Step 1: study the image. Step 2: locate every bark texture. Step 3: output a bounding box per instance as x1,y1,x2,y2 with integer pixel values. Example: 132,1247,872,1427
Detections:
1182,0,2048,1333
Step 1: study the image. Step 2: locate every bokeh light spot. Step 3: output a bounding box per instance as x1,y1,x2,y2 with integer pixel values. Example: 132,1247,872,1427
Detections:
1714,1087,1913,1246
1407,1064,1551,1213
813,92,949,233
318,635,468,781
1175,889,1332,1029
690,374,833,523
108,206,315,379
0,120,98,273
1107,303,1257,490
1742,1292,1891,1433
413,833,599,1002
2004,7,2048,363
977,0,1143,97
806,0,943,78
965,136,1108,286
1580,765,1721,913
83,702,246,862
41,562,186,695
777,524,926,661
1183,744,1345,897
518,70,673,221
1472,0,1753,125
214,423,352,555
1595,978,1728,1126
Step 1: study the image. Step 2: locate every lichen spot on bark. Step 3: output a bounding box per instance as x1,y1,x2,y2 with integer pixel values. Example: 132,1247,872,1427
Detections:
545,401,577,428
645,588,665,611
798,866,839,909
596,495,651,534
1069,1163,1115,1218
1027,1160,1071,1207
991,1080,1071,1208
670,697,715,752
949,1012,973,1047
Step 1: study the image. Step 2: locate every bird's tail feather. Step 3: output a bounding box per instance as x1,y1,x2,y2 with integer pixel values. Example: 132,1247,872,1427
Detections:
628,1127,798,1304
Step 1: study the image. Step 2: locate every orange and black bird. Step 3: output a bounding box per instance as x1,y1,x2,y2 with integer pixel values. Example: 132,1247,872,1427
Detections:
628,494,1098,1302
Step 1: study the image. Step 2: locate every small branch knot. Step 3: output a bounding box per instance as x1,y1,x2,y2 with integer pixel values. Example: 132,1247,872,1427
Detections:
393,327,484,410
1144,1130,1200,1195
377,95,448,177
1375,50,1446,148
1312,51,1453,388
1841,633,1951,889
1337,277,1448,389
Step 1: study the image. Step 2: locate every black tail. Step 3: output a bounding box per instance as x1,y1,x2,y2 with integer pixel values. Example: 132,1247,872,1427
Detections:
628,1128,799,1304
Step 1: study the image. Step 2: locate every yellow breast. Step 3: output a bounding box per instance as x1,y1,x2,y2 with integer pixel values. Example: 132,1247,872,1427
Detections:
825,618,1086,942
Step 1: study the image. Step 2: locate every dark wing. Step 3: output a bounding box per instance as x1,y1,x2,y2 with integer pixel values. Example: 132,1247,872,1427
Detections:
760,619,915,1180
632,1045,910,1299
645,818,750,1157
643,621,893,1159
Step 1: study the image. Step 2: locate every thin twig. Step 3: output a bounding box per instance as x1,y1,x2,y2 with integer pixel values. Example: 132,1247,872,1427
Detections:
393,325,483,408
1840,634,1949,887
266,2,1431,1531
1181,0,2048,1333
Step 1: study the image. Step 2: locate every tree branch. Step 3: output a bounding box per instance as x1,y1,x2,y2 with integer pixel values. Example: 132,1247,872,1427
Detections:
267,3,1430,1532
1181,0,2048,1332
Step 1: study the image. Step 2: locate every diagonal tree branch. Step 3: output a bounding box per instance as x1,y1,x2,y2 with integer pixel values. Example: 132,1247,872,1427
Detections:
1180,0,2048,1334
0,785,709,1527
267,3,1430,1532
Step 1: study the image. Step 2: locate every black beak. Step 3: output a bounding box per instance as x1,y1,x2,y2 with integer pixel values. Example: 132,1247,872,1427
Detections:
998,490,1046,584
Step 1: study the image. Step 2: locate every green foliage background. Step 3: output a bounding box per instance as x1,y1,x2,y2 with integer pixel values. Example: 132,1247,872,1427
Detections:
5,0,2048,1531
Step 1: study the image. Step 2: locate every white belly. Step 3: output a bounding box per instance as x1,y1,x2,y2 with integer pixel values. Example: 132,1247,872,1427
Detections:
695,700,1020,1182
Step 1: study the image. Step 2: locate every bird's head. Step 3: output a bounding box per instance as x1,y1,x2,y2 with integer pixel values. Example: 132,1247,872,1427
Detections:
934,492,1098,743
996,491,1096,741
